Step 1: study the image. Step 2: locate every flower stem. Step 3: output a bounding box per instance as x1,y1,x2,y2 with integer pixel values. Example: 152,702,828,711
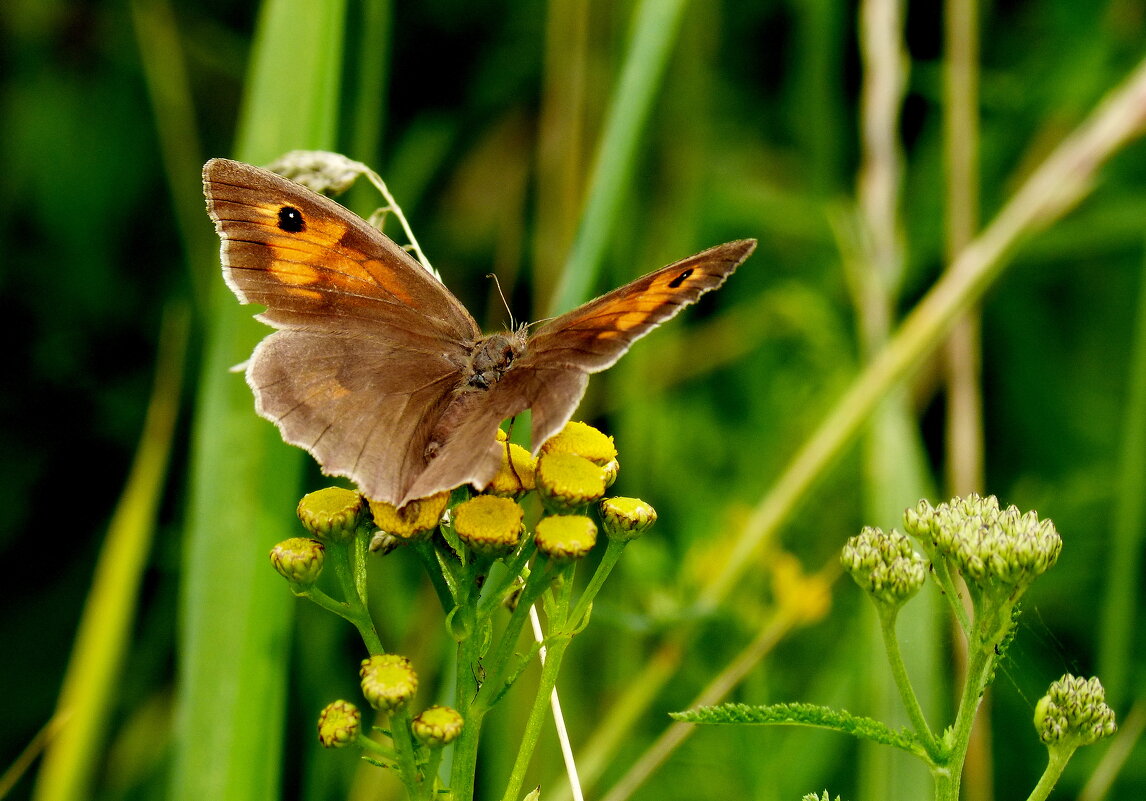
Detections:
1026,745,1075,801
877,605,941,760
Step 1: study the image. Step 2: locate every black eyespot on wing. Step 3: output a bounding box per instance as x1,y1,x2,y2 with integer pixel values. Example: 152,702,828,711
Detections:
668,267,694,288
278,206,306,233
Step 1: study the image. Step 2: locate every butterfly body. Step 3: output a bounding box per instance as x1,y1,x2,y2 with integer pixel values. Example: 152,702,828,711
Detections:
204,158,755,506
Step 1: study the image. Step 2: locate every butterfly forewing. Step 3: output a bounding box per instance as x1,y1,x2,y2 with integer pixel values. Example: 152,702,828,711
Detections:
204,158,481,346
522,240,756,373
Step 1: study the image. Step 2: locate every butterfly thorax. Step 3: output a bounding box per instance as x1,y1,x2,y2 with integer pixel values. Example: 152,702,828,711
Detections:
422,330,528,464
465,330,527,389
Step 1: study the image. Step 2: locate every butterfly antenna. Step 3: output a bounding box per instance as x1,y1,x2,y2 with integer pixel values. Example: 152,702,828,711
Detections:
487,273,518,330
502,417,524,492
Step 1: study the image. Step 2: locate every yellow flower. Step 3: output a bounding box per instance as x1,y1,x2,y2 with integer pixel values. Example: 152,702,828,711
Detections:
486,440,537,497
536,452,607,512
535,515,597,561
541,421,617,466
297,487,366,542
770,551,831,624
453,495,524,555
368,491,450,541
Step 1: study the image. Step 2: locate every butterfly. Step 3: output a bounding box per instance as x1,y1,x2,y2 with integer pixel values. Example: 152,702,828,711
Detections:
203,158,755,507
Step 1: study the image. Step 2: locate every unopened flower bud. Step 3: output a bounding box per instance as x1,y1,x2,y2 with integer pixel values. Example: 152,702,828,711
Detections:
266,150,364,195
599,497,657,542
360,654,418,712
297,487,366,542
317,699,361,748
1034,674,1116,746
841,527,926,608
270,538,325,584
411,705,464,747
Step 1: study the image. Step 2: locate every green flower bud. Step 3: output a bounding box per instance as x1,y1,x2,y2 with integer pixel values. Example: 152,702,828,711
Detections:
411,705,464,747
1034,674,1116,746
841,527,926,607
599,497,657,542
535,515,597,561
317,699,361,748
923,494,1061,593
360,654,418,712
453,495,524,555
297,487,366,542
270,537,325,585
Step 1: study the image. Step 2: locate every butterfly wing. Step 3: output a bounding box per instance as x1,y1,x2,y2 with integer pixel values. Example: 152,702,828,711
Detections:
516,239,757,449
204,158,483,504
400,239,758,490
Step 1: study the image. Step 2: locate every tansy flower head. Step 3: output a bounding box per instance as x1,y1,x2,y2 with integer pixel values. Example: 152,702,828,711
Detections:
535,515,598,561
599,497,657,542
270,537,325,585
486,440,537,498
369,491,450,542
297,487,367,542
411,705,465,747
317,699,361,748
453,495,524,555
360,654,418,712
541,421,618,466
1034,674,1116,747
536,452,607,512
841,527,927,608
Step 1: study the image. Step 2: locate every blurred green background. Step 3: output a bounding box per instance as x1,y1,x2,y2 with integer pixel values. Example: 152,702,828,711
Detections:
2,0,1144,800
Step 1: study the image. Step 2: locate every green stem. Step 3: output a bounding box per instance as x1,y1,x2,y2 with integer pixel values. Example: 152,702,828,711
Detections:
500,635,573,801
325,539,384,654
1025,744,1075,801
936,624,995,801
387,708,423,799
357,733,399,762
499,563,578,801
568,539,626,626
411,538,459,611
877,605,941,760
